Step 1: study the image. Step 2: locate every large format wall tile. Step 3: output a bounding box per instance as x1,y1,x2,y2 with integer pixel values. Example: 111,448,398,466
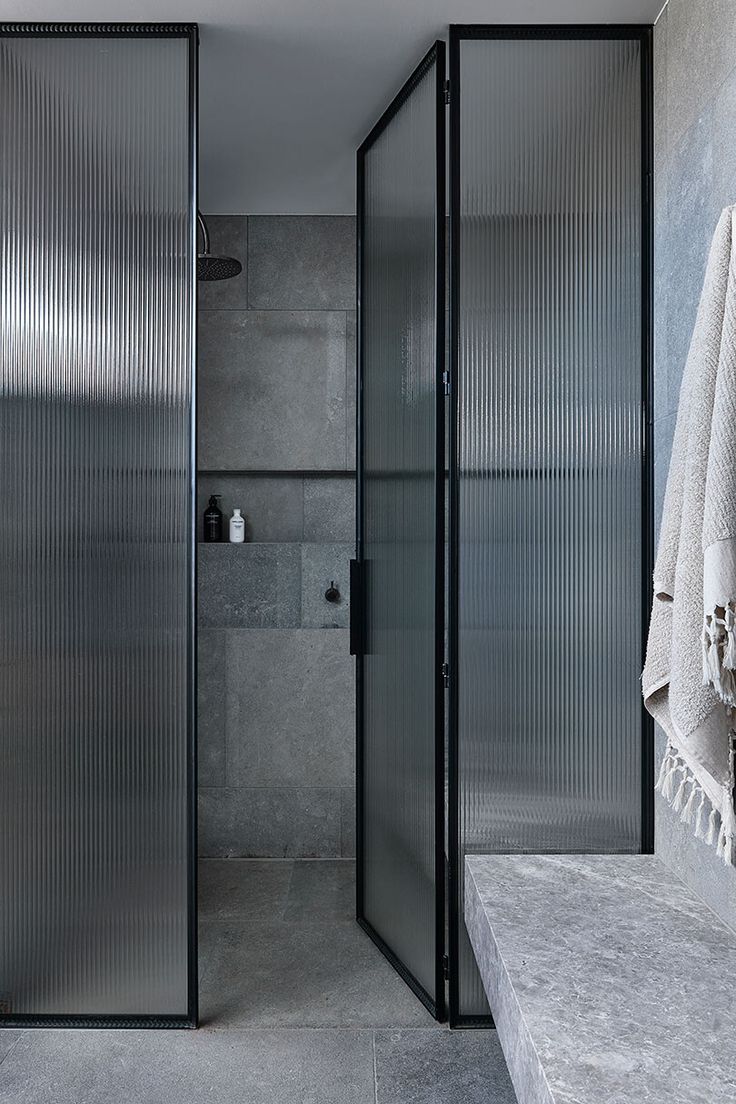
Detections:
303,477,355,542
340,788,356,858
656,783,736,938
198,629,227,787
248,216,356,310
653,5,668,185
198,309,347,470
197,474,304,543
301,543,351,628
226,629,354,788
198,544,300,628
198,787,342,857
653,0,736,929
662,110,716,413
712,65,736,232
653,8,669,428
198,215,248,310
665,0,736,153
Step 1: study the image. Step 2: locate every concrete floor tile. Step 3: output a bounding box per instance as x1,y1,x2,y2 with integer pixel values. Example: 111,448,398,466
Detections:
374,1028,516,1104
199,919,433,1029
198,859,293,922
0,1029,375,1104
283,860,355,922
0,862,478,1104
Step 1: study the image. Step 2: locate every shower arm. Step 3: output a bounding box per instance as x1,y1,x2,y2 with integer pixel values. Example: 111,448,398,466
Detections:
195,212,241,281
197,211,210,256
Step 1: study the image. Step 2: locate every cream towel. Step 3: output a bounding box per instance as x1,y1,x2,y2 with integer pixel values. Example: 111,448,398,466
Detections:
643,206,736,865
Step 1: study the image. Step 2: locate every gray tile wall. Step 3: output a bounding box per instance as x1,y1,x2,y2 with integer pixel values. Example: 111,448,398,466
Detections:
197,216,356,857
198,215,356,472
653,1,736,925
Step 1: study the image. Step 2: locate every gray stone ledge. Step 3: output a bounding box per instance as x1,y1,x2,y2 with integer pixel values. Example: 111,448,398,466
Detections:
465,853,736,1104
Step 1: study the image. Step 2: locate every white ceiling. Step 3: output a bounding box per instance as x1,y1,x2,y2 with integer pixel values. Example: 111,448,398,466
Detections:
1,0,662,213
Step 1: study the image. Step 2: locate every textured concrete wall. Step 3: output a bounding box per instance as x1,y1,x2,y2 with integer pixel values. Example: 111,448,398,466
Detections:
653,1,736,927
197,216,356,857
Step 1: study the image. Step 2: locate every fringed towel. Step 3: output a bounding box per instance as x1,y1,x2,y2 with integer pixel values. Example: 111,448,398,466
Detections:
643,206,736,866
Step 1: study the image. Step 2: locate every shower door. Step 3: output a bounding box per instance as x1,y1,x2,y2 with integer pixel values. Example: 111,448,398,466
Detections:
448,25,652,1024
0,25,197,1025
354,41,446,1019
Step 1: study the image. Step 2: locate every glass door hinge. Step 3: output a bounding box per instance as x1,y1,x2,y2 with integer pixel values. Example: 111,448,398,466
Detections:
442,954,450,980
444,80,450,106
441,662,450,688
442,369,450,395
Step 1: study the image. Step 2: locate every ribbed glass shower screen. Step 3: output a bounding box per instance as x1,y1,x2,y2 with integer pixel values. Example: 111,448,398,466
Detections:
0,26,196,1024
355,42,446,1020
448,27,652,1022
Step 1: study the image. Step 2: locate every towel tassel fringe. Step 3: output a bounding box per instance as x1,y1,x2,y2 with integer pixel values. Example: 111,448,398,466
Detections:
694,791,708,839
706,807,720,848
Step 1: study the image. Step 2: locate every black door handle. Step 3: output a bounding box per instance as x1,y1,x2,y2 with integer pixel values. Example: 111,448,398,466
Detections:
350,559,365,656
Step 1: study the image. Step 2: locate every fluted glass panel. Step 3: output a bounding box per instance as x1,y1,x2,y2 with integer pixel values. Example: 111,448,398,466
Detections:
456,37,643,1014
0,32,193,1017
361,56,439,1000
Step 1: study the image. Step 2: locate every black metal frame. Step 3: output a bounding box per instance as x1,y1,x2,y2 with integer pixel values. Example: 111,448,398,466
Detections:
447,23,654,1028
354,39,447,1022
0,21,199,1031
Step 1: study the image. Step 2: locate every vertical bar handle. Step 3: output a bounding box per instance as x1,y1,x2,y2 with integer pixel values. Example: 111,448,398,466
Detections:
350,559,365,656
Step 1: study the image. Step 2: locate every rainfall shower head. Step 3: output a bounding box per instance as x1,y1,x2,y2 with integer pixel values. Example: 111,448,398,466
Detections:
198,253,242,281
197,212,242,282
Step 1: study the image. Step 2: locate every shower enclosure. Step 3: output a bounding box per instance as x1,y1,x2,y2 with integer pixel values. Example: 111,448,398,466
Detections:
355,24,653,1026
0,24,197,1026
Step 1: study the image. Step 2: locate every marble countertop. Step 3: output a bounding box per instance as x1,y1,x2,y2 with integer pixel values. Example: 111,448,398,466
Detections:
465,854,736,1104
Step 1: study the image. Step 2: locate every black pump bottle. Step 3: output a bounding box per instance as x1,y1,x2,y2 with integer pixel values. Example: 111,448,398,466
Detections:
204,494,223,543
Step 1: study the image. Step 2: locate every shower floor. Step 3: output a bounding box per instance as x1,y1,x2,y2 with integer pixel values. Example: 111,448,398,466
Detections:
0,860,517,1103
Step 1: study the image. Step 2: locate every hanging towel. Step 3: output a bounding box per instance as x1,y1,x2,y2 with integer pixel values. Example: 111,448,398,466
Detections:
643,206,736,866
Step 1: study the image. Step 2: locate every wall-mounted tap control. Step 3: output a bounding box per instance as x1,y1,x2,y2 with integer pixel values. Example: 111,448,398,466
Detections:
324,581,340,603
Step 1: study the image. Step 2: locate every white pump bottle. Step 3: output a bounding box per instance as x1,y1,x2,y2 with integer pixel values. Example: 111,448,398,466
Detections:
229,508,245,543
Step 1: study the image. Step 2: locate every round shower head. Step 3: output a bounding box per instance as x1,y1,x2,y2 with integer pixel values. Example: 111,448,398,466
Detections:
197,253,242,282
196,212,242,282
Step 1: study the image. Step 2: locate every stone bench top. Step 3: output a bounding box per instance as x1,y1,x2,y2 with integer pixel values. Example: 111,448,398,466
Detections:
464,854,736,1104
